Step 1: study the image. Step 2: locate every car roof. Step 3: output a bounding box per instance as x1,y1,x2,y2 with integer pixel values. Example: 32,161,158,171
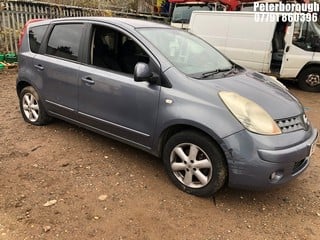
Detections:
30,17,170,29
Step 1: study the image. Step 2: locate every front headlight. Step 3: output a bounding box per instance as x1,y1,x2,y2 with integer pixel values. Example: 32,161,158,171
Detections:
219,91,281,135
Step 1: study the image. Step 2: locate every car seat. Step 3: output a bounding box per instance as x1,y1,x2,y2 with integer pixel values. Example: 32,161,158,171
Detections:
119,40,138,74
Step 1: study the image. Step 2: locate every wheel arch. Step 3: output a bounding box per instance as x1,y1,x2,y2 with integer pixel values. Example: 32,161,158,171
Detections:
296,61,320,79
156,123,227,160
16,79,45,99
16,80,32,96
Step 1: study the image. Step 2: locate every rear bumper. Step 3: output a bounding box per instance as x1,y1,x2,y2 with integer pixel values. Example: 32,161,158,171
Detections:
222,128,318,190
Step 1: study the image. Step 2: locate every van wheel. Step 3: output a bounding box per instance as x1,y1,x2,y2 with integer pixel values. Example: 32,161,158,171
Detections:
298,67,320,92
19,86,51,125
163,131,227,197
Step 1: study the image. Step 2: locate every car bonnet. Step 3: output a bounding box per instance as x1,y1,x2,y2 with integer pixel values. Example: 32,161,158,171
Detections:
198,71,304,120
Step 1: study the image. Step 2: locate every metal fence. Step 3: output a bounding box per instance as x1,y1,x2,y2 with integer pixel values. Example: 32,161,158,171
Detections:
0,0,113,53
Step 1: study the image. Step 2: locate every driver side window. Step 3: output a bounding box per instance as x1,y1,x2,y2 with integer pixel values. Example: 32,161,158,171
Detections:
293,22,314,51
90,25,150,74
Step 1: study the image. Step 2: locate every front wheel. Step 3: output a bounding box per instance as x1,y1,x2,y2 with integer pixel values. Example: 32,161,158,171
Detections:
19,86,51,125
163,131,227,197
298,67,320,92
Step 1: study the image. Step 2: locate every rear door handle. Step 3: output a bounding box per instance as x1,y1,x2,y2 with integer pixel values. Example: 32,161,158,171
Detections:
81,77,95,85
34,64,44,71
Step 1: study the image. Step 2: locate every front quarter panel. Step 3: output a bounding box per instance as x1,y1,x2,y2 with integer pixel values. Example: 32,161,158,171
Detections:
153,68,244,151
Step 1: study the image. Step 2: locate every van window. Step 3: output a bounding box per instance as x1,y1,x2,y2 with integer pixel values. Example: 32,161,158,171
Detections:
90,25,149,74
29,25,47,53
46,24,83,61
293,21,320,52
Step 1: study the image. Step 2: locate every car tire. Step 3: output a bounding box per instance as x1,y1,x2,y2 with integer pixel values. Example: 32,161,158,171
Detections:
298,67,320,92
19,86,51,125
163,131,227,197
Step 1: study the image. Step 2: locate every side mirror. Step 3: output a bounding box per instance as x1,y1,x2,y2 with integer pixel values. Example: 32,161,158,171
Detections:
134,62,157,83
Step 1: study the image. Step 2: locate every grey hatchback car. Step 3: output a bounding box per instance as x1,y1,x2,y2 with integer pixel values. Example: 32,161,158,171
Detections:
17,17,318,197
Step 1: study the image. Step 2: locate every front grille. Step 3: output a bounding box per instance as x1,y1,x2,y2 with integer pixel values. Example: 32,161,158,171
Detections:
276,114,308,133
292,158,308,174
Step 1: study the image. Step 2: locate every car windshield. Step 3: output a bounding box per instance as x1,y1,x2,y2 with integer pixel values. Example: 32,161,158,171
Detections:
138,28,233,78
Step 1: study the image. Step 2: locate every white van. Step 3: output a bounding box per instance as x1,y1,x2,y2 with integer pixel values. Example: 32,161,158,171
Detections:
189,11,320,91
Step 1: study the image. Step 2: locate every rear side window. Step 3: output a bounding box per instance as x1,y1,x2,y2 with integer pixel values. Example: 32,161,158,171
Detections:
29,25,47,53
46,24,83,61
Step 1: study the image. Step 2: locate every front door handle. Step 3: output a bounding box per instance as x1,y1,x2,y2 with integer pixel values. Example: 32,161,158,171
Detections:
285,46,290,52
81,77,95,85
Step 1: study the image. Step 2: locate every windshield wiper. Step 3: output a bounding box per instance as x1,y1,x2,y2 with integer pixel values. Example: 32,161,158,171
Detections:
222,64,239,77
200,65,239,79
201,67,233,78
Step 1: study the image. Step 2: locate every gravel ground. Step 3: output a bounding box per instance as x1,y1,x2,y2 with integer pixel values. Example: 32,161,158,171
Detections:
0,70,319,240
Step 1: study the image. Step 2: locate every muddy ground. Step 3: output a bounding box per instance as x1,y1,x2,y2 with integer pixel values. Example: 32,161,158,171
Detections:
0,70,319,240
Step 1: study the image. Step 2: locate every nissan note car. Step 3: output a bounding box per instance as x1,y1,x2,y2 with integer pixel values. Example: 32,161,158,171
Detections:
17,17,318,197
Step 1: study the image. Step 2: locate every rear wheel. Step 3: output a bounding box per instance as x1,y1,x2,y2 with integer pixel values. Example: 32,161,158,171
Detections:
19,86,51,125
298,67,320,92
163,131,227,197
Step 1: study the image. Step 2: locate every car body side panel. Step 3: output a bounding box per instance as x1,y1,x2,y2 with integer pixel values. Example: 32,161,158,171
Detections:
33,54,80,119
77,65,160,148
151,68,245,153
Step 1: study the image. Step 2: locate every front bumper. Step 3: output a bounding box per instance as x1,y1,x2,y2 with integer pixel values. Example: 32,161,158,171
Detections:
222,127,318,190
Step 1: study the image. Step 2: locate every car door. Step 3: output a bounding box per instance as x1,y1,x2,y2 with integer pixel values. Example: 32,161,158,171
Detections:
280,21,314,78
33,23,85,119
77,24,161,148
